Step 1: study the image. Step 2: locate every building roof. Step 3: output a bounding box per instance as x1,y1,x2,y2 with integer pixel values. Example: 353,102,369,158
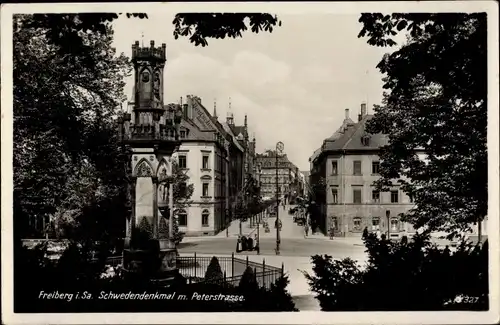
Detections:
309,147,322,162
256,151,296,169
322,114,388,152
222,122,245,153
230,125,247,139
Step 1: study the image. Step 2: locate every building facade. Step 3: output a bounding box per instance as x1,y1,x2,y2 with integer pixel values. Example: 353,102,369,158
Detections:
256,151,298,201
125,93,235,237
310,103,415,238
222,111,257,216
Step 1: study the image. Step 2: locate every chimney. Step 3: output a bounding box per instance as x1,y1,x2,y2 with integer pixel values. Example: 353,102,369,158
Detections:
345,108,349,119
361,102,367,116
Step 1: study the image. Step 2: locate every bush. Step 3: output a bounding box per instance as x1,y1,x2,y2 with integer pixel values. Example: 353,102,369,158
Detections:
16,240,299,312
303,232,488,311
238,266,259,293
204,256,224,283
266,275,298,311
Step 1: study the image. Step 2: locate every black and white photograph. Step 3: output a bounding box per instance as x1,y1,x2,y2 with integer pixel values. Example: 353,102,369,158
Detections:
1,1,499,324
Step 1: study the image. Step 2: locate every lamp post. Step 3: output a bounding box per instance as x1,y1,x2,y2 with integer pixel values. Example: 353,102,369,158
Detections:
275,141,284,255
256,163,262,254
386,210,391,240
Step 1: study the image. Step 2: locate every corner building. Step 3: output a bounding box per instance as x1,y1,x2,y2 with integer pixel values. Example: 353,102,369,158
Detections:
310,104,416,238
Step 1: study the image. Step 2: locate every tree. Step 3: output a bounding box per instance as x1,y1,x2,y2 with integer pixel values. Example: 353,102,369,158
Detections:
303,233,488,311
204,256,224,283
157,161,194,245
358,13,487,238
266,275,298,312
238,266,259,292
13,14,131,242
173,13,282,47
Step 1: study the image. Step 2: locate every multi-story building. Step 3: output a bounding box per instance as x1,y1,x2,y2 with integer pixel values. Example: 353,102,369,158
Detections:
221,111,250,217
256,151,298,201
147,95,230,236
310,103,416,238
299,171,310,197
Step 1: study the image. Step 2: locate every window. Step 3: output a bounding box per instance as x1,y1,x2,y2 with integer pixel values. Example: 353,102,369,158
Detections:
331,188,338,204
362,136,370,146
353,161,362,175
177,210,187,226
353,217,362,231
178,182,187,197
202,155,209,169
391,190,399,203
390,218,399,231
409,194,414,203
330,216,338,230
331,161,338,175
372,161,380,174
202,209,209,227
178,155,187,169
180,130,186,138
353,189,362,204
372,190,380,203
202,183,209,197
372,217,380,230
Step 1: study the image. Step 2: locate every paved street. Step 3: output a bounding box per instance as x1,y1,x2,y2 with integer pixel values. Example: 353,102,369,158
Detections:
180,205,367,310
180,204,366,259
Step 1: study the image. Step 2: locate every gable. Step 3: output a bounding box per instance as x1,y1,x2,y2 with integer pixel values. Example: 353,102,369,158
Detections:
179,119,212,141
189,96,221,133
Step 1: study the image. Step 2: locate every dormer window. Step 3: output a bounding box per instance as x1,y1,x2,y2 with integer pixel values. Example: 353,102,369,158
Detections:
180,130,186,138
361,135,370,146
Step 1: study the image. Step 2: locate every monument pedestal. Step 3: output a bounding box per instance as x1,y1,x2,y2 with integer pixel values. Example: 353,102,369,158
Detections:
123,238,179,287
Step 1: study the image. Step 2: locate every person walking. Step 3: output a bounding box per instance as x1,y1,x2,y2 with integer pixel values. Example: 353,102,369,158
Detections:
304,223,309,238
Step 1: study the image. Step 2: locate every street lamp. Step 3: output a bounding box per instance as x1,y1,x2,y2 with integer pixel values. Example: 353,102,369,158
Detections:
256,163,262,254
275,141,284,255
386,210,391,240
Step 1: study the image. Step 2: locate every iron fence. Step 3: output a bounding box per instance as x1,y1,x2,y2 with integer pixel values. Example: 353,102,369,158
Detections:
103,253,285,291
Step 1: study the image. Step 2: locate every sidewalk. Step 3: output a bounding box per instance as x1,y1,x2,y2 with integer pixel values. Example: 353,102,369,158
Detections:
307,232,365,246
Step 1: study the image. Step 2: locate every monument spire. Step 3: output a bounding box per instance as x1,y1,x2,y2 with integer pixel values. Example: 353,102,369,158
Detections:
213,98,218,119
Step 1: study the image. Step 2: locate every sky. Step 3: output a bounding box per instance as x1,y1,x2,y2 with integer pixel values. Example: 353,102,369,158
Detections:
112,13,396,171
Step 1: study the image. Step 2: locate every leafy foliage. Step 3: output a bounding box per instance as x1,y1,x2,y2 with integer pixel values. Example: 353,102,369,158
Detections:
13,14,131,242
266,275,299,312
303,233,488,311
358,13,487,237
204,256,224,283
238,266,259,293
16,242,298,312
158,160,194,245
173,13,281,47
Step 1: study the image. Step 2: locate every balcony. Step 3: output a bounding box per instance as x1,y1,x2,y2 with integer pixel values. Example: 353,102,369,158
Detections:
120,123,179,144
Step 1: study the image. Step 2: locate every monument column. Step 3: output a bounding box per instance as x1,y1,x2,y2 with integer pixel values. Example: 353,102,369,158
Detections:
124,176,137,249
120,39,183,285
152,176,159,237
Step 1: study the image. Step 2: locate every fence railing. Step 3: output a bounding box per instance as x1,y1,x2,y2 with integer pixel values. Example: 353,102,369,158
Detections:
103,253,285,291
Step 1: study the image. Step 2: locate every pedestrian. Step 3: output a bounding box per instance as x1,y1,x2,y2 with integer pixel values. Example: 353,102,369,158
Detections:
362,226,369,239
236,235,242,253
304,224,309,237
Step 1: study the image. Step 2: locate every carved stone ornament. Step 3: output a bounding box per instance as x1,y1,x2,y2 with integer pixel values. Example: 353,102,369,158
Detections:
136,161,153,177
149,155,154,161
142,71,150,83
134,156,138,161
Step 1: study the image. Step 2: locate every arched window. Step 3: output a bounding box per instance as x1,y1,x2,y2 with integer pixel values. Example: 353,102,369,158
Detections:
390,217,399,232
202,209,210,227
353,217,362,231
177,209,187,226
